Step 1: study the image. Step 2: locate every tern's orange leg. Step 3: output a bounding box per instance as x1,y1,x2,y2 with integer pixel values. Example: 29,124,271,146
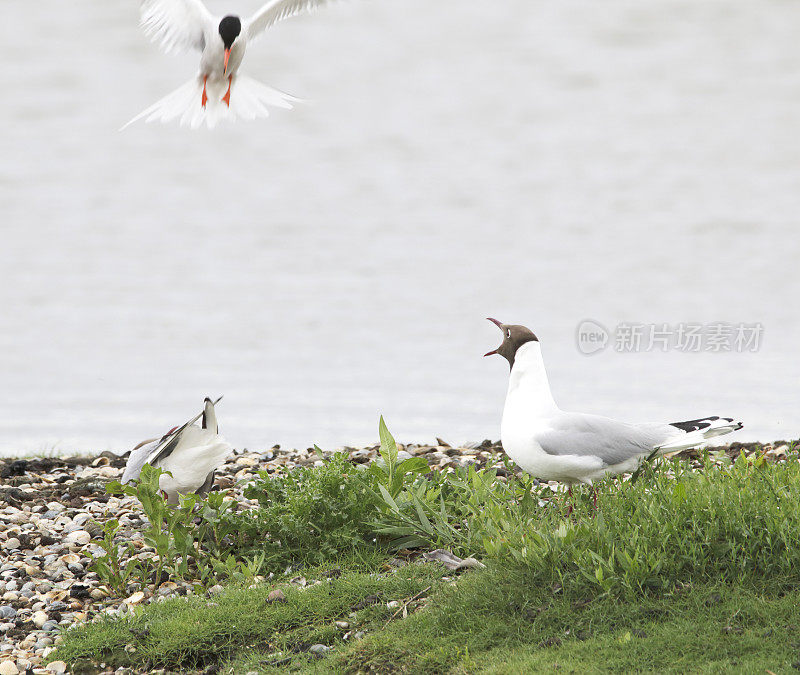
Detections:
201,75,208,108
222,75,232,107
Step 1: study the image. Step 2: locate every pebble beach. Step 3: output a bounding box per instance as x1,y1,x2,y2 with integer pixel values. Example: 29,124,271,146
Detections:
0,438,794,674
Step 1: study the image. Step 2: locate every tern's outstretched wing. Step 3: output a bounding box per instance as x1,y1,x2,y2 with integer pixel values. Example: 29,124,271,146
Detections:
140,0,216,54
245,0,333,41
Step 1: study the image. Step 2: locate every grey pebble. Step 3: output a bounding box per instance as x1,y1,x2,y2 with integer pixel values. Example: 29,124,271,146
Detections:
309,644,331,657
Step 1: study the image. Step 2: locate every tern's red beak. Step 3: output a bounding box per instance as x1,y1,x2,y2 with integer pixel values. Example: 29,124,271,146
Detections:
224,48,231,75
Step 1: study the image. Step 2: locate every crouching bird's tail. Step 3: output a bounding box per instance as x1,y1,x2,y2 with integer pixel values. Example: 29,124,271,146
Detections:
121,74,299,130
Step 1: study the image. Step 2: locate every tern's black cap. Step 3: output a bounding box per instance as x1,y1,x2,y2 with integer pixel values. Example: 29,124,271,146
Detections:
219,16,242,49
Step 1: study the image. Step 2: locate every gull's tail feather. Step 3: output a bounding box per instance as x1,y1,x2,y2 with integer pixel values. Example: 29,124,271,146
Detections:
657,416,744,452
121,74,300,130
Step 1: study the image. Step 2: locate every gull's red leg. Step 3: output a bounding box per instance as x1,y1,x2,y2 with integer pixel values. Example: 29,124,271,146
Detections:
222,76,232,107
567,485,573,516
201,75,209,108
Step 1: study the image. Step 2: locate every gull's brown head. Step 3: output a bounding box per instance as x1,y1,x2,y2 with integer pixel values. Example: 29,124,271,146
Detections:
484,318,539,369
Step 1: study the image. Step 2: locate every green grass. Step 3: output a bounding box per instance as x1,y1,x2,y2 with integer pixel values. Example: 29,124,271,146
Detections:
326,565,800,674
58,562,800,674
54,440,800,673
55,554,447,673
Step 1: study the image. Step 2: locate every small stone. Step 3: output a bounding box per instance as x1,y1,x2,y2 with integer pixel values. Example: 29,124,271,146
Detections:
335,621,350,629
207,585,224,596
354,631,366,639
386,601,401,610
0,660,19,675
69,585,91,600
32,611,49,628
266,589,286,603
309,644,331,657
124,591,145,605
64,531,90,546
2,539,20,551
46,662,67,674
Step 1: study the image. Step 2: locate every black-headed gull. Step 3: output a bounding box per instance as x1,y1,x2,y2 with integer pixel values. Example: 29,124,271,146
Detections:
485,318,742,487
122,397,233,503
123,0,335,129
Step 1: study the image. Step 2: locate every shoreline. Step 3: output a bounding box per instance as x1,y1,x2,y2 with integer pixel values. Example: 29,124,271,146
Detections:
0,439,796,673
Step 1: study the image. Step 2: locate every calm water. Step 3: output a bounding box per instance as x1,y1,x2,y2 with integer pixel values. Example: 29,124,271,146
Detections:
2,0,799,456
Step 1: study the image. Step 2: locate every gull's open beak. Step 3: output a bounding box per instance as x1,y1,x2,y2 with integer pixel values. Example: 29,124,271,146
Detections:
224,49,231,75
484,317,504,356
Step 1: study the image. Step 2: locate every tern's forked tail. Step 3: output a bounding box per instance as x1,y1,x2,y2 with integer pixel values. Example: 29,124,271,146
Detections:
121,74,300,130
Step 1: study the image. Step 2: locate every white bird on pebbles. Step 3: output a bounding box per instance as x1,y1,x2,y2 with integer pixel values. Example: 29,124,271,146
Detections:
122,396,233,503
484,318,743,493
124,0,337,129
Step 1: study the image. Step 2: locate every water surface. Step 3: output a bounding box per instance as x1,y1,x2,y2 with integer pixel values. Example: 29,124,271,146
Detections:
2,0,798,455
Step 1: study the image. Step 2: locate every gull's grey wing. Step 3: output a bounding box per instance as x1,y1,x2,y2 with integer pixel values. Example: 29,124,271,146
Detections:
121,440,160,484
142,396,224,467
535,413,669,467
